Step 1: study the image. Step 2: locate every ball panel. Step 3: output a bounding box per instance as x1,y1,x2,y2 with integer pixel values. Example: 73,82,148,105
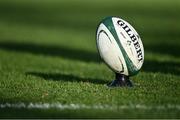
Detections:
112,17,138,66
96,23,128,75
112,17,144,70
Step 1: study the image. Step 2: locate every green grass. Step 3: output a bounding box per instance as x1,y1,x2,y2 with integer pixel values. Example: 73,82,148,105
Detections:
0,0,180,118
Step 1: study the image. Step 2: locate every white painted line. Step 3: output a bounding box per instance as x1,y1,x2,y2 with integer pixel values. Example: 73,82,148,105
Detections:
0,103,180,110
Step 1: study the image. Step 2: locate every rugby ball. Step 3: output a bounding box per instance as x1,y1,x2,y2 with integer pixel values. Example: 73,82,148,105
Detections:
96,16,144,76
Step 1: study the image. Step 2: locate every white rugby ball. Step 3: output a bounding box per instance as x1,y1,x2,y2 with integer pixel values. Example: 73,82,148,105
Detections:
96,16,144,76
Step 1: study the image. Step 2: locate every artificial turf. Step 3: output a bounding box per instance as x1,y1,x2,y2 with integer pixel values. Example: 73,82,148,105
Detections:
0,0,180,118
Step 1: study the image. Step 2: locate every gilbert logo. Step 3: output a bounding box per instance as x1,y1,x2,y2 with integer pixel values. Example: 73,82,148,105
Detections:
117,20,143,62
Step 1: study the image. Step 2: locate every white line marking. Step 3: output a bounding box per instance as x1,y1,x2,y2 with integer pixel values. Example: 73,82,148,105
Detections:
0,103,180,110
